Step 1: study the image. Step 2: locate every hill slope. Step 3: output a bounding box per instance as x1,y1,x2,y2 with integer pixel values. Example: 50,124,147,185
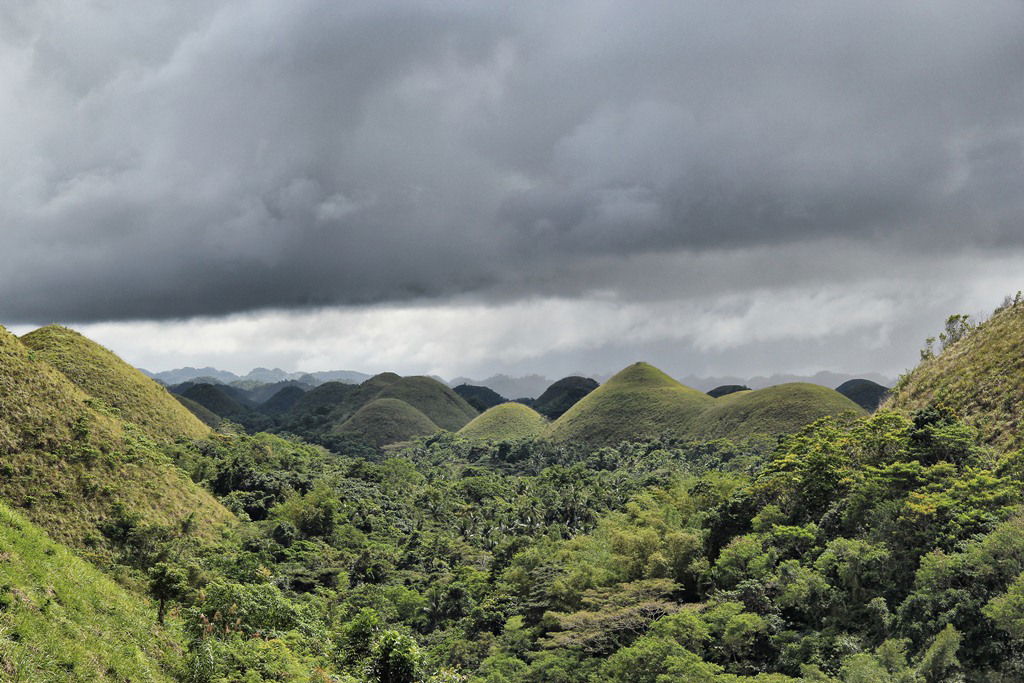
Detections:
332,398,441,447
886,301,1024,449
453,384,507,412
694,382,866,439
836,378,890,411
21,325,210,441
707,384,751,398
0,325,233,554
375,376,479,431
533,376,599,420
0,502,179,680
178,383,250,419
458,402,548,442
545,362,715,445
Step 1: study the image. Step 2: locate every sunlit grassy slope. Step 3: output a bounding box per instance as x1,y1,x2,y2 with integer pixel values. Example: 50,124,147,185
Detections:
458,402,548,442
0,325,233,554
21,325,209,441
693,382,866,439
546,363,867,445
545,362,715,445
0,502,179,681
332,398,441,446
886,300,1024,449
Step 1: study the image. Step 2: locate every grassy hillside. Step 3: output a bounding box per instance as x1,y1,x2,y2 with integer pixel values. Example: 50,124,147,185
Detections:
836,378,889,411
0,502,180,681
533,376,599,420
20,325,209,442
886,300,1024,449
707,384,750,398
453,383,506,412
458,402,548,442
545,362,715,445
0,325,233,554
332,398,440,446
694,382,866,439
375,376,479,431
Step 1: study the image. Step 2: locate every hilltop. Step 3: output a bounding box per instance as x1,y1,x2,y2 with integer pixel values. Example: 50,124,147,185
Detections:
886,300,1024,449
694,382,866,439
331,397,440,447
545,362,715,445
454,383,507,412
374,376,478,431
533,376,599,419
458,402,548,442
21,325,209,441
0,325,233,554
545,362,867,446
836,378,890,411
707,384,750,398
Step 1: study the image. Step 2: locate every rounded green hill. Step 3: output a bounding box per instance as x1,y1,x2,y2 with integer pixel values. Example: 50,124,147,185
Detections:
20,325,209,441
375,376,478,431
332,398,440,446
545,362,714,445
0,325,233,550
533,376,599,419
694,382,866,439
459,402,548,442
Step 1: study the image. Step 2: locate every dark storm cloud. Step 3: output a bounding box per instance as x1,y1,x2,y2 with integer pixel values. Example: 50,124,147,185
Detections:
2,0,1023,322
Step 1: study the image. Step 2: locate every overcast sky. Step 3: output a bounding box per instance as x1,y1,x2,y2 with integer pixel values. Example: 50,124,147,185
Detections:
3,1,1024,379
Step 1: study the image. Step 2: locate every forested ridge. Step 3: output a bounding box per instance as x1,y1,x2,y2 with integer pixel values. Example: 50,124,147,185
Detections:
3,301,1024,681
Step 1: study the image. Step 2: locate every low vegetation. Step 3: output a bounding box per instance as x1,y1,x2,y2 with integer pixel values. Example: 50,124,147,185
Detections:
5,298,1024,681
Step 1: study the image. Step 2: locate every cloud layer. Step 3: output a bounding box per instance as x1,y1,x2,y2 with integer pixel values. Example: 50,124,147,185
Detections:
2,0,1023,325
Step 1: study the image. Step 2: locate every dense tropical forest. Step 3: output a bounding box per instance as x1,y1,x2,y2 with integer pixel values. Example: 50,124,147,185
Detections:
4,297,1024,681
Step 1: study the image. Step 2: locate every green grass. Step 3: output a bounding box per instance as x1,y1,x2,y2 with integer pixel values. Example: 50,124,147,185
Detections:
886,300,1024,449
374,376,479,431
21,326,209,442
545,363,867,446
0,325,233,556
545,362,715,446
693,382,866,439
458,402,548,442
332,398,441,446
0,502,181,681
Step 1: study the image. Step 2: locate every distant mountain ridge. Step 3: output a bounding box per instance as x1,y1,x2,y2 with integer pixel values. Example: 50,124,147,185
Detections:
142,366,371,386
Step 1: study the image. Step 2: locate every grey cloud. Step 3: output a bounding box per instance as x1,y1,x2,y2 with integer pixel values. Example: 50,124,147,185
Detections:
1,0,1023,323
